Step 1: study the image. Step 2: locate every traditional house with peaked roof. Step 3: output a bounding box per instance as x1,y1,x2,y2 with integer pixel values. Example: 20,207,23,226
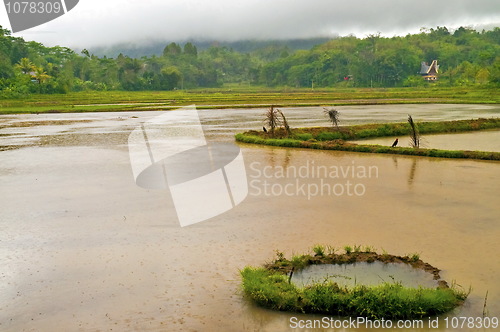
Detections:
420,60,439,81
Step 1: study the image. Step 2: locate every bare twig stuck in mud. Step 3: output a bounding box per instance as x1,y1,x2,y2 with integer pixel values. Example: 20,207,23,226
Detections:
264,106,292,137
276,109,292,137
483,290,489,318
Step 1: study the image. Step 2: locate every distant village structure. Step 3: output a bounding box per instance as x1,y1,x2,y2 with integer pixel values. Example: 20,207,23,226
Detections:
420,60,439,81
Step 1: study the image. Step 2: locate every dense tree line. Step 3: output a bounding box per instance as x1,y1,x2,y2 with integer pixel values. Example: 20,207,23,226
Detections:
259,27,500,88
1,25,499,98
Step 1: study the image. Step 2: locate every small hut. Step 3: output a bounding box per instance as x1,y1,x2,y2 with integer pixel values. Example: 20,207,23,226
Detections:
420,60,439,81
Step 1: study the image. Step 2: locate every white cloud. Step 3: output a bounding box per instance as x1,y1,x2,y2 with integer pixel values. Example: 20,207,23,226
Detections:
1,0,499,48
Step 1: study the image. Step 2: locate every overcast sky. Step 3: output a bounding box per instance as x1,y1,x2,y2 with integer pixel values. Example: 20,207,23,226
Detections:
1,0,499,48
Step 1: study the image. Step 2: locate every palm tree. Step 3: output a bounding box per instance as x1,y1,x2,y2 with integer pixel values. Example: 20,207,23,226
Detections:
15,58,35,75
33,66,50,84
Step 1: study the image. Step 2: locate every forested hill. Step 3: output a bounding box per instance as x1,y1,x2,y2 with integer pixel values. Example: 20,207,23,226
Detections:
89,38,331,58
0,25,499,98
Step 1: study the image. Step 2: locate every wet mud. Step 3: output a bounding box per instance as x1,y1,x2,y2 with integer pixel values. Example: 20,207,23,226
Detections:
0,104,499,331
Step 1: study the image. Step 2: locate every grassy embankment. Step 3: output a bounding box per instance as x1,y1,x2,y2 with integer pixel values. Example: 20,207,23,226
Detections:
236,118,500,160
0,86,499,114
241,246,468,320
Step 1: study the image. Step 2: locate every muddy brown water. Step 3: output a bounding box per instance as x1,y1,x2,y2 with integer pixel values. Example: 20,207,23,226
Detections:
0,104,499,331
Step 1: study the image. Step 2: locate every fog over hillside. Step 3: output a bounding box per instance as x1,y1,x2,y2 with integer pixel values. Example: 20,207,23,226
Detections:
1,0,499,49
88,38,332,58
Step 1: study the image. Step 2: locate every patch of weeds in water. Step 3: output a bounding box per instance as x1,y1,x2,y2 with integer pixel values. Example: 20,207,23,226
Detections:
291,255,309,270
364,245,375,253
240,267,299,311
344,245,353,254
242,246,468,319
406,252,421,262
312,244,325,257
273,250,286,264
326,245,336,255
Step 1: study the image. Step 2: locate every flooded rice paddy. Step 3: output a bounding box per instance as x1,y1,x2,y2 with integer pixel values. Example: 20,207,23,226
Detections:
0,104,499,331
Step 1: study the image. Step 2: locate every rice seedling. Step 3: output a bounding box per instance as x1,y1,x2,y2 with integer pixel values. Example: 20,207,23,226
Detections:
381,248,390,260
407,252,421,262
312,245,325,257
326,245,336,255
364,245,375,253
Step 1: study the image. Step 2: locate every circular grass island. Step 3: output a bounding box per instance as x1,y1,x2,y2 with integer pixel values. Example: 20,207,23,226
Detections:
240,246,468,320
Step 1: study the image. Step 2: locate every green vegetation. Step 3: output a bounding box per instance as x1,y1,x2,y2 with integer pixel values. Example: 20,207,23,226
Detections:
1,86,499,115
241,247,468,319
235,118,500,160
1,25,499,100
312,244,325,257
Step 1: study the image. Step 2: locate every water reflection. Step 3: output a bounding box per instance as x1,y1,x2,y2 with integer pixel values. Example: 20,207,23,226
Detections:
392,155,398,169
261,146,293,170
408,159,418,187
291,262,438,289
